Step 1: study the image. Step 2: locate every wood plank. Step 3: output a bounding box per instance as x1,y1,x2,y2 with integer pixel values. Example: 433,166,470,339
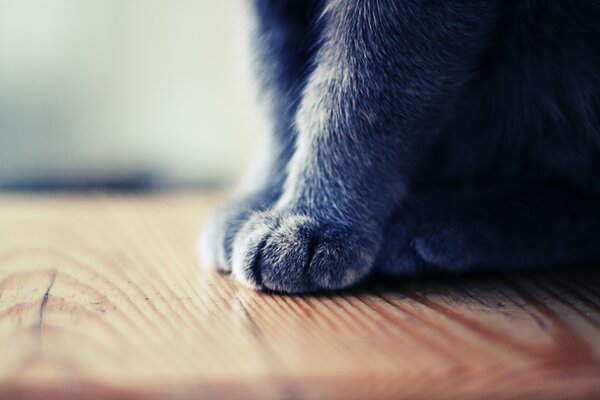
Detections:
0,192,599,400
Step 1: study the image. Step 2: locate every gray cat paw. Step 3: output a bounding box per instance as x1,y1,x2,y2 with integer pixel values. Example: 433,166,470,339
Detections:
375,219,487,277
230,210,381,293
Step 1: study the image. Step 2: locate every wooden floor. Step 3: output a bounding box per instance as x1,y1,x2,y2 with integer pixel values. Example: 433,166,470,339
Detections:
0,193,599,400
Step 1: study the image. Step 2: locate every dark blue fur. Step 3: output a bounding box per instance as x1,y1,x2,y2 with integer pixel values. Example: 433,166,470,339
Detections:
200,0,600,293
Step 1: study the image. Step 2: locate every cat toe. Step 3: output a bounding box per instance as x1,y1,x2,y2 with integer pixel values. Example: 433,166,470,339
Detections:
198,207,234,273
231,210,381,293
198,193,275,273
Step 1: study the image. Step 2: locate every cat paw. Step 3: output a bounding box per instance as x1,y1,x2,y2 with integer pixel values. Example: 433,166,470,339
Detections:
375,220,478,277
231,210,381,293
198,192,276,273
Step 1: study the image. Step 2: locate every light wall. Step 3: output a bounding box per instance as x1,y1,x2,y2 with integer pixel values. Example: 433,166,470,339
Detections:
0,0,261,187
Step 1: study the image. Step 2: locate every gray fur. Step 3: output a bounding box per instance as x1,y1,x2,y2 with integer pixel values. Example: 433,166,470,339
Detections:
201,0,600,293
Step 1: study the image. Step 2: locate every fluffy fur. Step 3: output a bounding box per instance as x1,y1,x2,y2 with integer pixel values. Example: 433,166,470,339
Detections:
200,0,600,293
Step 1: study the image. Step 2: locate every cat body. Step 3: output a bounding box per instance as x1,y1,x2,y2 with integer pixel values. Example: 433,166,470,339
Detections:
201,0,600,293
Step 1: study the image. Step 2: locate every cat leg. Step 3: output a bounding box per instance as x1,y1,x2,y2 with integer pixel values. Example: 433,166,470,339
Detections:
200,0,323,271
377,188,600,277
230,1,500,293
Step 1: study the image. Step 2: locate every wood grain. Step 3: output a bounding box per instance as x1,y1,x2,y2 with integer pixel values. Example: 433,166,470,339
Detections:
0,192,599,399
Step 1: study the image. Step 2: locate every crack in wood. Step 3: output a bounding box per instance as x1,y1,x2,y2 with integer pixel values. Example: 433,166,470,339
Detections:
38,269,58,352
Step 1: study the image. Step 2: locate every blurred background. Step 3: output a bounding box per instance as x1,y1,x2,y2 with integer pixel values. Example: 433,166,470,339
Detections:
0,0,259,189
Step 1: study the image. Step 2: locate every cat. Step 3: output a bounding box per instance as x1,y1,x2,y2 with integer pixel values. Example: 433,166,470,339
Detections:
200,0,600,293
